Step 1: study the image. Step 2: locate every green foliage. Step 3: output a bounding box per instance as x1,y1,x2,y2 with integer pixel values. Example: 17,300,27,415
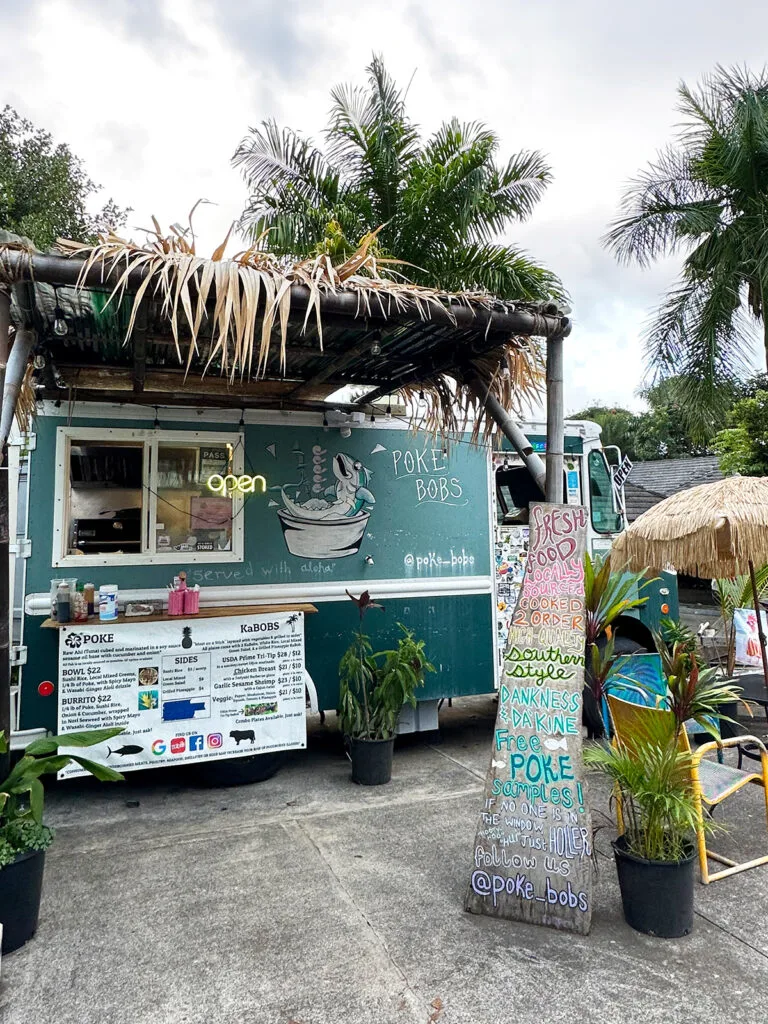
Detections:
234,56,561,302
0,105,129,250
712,567,768,675
584,721,711,862
653,639,743,738
713,390,768,476
659,617,704,666
571,378,716,461
604,65,768,435
583,552,652,648
0,727,124,867
338,623,435,740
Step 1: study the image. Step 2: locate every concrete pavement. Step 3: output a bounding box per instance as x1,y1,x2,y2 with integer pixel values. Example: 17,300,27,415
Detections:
1,696,767,1024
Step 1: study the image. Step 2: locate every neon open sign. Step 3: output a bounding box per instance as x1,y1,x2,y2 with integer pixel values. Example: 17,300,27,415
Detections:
207,474,267,496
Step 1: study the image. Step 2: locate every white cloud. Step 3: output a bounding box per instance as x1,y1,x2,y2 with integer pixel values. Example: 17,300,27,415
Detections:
2,0,767,408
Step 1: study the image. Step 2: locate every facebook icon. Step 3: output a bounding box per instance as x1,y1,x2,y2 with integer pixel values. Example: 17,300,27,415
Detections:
189,734,204,752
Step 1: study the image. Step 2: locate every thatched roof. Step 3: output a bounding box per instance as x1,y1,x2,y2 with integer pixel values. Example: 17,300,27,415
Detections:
0,225,570,434
611,476,768,578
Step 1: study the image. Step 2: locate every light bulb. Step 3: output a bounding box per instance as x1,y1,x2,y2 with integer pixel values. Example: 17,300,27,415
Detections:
52,308,68,337
370,330,382,356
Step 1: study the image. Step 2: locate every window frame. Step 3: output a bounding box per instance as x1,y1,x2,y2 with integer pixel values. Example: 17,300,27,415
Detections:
52,426,245,568
587,449,623,535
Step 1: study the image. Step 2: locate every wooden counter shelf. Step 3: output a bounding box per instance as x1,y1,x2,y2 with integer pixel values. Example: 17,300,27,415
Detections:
41,602,318,628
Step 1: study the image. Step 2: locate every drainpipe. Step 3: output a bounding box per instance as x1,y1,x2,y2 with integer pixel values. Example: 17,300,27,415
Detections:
468,374,546,495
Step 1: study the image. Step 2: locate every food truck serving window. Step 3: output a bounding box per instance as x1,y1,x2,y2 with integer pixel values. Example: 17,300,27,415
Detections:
53,427,244,567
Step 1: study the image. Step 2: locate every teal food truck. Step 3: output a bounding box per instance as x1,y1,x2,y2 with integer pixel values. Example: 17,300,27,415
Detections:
0,240,674,782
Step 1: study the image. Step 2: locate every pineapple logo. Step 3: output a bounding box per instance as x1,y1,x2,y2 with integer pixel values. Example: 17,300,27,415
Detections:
181,627,193,650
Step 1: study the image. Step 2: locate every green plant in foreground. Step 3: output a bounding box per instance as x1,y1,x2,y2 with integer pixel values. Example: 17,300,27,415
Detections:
653,639,744,738
584,720,714,863
583,552,652,648
338,592,434,740
0,727,124,866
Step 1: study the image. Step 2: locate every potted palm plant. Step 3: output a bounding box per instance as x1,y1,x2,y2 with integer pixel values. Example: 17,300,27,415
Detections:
584,649,742,937
338,591,434,785
0,727,124,953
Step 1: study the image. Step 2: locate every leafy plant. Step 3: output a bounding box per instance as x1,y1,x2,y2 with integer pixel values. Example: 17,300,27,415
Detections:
0,105,129,249
234,55,562,303
652,639,744,738
713,567,768,676
604,65,768,440
0,727,124,867
584,717,714,862
658,617,704,666
337,592,434,740
583,552,652,649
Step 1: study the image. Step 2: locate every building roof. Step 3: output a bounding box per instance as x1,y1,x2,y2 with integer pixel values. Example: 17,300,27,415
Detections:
623,481,667,523
628,456,724,498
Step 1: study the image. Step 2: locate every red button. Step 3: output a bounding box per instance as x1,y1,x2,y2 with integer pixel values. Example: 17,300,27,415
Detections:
38,681,55,697
661,603,669,615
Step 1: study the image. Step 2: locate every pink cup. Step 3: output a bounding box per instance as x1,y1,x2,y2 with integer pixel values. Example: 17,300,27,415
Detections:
167,590,185,616
183,589,200,615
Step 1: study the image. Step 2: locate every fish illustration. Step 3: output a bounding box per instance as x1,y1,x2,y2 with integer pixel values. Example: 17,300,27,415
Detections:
280,454,375,521
491,758,505,769
107,744,144,757
543,737,568,751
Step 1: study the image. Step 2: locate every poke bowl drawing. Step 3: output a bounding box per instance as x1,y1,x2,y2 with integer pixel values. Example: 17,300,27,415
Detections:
278,508,371,558
275,451,375,559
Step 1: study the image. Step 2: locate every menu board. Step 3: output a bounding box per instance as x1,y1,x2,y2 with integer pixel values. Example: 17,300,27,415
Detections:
465,503,593,934
57,611,306,778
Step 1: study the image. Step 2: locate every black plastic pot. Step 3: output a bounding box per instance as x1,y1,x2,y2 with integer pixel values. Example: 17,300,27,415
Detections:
349,737,394,786
612,834,695,937
0,848,46,953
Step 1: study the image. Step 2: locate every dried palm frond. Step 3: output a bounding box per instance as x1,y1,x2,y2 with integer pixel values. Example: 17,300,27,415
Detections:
14,363,36,434
402,339,545,444
55,212,477,383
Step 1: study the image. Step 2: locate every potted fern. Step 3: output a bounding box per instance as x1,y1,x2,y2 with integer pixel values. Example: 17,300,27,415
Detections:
0,727,124,953
338,591,434,785
584,649,742,937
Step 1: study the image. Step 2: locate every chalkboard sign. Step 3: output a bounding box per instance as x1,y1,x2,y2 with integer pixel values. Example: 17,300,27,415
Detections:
465,503,593,934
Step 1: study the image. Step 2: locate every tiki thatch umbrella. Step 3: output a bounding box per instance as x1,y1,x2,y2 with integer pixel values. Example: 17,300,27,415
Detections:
611,476,768,687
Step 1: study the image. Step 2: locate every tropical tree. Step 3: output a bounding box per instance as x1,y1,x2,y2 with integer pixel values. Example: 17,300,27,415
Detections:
713,389,768,476
604,65,768,440
0,106,128,250
233,56,561,301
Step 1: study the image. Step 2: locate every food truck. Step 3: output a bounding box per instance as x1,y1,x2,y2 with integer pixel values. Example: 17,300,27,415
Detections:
0,236,674,782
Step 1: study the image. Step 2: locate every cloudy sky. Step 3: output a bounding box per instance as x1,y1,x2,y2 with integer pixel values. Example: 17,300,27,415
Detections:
2,0,767,412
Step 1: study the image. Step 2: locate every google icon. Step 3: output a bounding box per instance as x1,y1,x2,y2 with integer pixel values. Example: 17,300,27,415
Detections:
151,739,166,756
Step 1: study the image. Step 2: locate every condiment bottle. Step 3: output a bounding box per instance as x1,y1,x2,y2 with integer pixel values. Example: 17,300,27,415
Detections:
56,582,71,624
84,582,95,617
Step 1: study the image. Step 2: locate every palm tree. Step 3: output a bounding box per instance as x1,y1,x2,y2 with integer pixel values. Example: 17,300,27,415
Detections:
604,65,768,440
233,56,561,302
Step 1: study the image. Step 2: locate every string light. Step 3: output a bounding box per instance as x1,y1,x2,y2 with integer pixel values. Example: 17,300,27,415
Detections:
370,330,382,357
52,287,69,338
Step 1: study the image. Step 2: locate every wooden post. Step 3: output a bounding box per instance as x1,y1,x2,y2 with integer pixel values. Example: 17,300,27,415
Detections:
748,559,768,693
545,332,565,503
0,289,10,772
465,503,593,934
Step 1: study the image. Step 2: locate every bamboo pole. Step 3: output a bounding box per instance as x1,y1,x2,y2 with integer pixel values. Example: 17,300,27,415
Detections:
545,331,565,503
748,559,768,693
0,289,10,772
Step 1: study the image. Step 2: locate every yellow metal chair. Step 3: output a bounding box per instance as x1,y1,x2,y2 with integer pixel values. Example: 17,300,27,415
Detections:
606,693,768,884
